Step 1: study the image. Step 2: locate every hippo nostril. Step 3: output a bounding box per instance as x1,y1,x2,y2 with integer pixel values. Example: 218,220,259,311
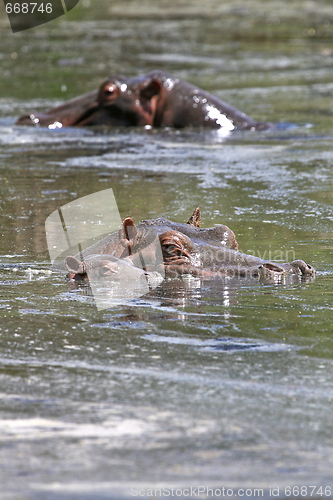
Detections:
304,264,315,276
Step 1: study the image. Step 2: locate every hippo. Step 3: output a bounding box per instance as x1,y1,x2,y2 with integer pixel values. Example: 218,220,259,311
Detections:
64,208,314,285
16,70,273,132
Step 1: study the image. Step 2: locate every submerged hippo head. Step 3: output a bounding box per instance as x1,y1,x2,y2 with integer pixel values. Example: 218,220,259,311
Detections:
15,73,171,128
64,207,315,285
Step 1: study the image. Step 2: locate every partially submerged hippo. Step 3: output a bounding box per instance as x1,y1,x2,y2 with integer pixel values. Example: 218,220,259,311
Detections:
16,70,273,132
64,208,314,285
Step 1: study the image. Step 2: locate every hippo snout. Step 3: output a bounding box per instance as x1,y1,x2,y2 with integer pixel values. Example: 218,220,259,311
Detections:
289,260,316,276
16,113,40,126
258,260,315,281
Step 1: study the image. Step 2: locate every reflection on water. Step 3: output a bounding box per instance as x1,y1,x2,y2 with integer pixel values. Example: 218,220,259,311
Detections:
1,0,333,498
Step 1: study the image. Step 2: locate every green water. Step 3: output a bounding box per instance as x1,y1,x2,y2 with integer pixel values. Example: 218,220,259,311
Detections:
0,1,333,498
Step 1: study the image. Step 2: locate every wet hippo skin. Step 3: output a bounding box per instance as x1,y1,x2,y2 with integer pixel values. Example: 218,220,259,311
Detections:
16,70,274,131
16,90,115,128
64,207,315,283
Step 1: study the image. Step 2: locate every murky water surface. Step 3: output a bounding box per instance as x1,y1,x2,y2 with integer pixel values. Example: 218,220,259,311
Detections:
0,1,333,498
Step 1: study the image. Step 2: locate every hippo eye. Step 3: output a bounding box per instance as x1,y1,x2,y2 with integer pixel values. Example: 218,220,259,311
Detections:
165,244,181,255
98,263,118,276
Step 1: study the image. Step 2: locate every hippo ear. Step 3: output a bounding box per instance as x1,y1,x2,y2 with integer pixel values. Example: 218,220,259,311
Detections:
187,207,201,228
65,256,85,274
140,79,162,101
119,217,138,243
